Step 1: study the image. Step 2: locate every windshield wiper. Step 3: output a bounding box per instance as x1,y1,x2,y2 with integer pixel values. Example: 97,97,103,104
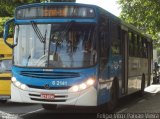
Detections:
31,21,47,55
31,21,46,43
26,55,31,66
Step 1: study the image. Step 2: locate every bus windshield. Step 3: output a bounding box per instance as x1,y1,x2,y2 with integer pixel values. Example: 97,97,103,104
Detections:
0,59,12,73
14,23,97,68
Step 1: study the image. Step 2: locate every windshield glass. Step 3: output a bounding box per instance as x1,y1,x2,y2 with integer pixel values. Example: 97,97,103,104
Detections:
0,59,12,73
14,23,97,68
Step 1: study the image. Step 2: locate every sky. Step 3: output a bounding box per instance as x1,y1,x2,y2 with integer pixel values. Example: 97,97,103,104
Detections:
76,0,121,16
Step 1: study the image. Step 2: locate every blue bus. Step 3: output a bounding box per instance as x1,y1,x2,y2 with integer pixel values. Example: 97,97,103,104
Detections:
3,2,153,111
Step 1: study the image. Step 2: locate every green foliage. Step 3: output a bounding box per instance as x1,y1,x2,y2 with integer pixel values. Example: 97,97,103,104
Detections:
0,1,15,17
0,17,13,38
0,0,43,17
118,0,160,47
52,0,75,1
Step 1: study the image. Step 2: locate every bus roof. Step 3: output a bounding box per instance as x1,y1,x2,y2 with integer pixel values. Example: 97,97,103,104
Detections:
16,2,97,10
15,2,152,40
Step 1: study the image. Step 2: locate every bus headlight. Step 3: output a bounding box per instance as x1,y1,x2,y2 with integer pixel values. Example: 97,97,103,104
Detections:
71,85,79,92
11,77,17,82
69,77,96,92
11,77,27,90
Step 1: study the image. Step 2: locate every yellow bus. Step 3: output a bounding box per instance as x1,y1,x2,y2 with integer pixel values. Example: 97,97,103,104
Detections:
0,38,12,103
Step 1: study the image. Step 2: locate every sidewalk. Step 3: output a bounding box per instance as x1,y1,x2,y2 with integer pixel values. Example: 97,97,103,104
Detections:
121,85,160,113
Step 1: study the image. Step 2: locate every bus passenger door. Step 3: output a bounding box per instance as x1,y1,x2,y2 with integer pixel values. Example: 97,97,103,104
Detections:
121,27,128,95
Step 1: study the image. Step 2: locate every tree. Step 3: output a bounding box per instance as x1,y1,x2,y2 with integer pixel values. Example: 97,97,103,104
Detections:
118,0,160,46
0,0,43,17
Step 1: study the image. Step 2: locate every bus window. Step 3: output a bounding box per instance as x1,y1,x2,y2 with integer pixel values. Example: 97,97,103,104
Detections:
111,22,120,55
139,37,142,57
129,32,132,57
146,41,148,58
134,34,138,57
137,35,140,57
129,32,136,57
143,39,148,58
131,33,135,56
99,16,109,70
141,38,147,58
0,59,12,73
48,23,97,68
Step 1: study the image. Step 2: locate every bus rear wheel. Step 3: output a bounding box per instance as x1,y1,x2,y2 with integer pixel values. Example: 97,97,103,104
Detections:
42,104,57,110
106,79,118,112
141,74,145,94
0,100,7,103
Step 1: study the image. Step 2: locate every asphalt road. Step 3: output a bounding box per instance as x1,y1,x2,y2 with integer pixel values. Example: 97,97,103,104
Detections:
0,103,98,119
0,84,160,119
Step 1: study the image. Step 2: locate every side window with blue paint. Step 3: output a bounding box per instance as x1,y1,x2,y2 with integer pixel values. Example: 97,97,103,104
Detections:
99,15,109,71
110,22,121,55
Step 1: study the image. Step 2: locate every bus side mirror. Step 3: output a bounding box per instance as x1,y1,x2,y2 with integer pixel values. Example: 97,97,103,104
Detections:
3,18,15,49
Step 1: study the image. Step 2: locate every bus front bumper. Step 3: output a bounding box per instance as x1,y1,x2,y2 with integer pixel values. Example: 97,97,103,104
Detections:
0,95,10,100
11,83,97,106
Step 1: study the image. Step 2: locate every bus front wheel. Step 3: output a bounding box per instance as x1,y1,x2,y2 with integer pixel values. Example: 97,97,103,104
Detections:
0,100,7,103
42,104,57,110
106,78,118,112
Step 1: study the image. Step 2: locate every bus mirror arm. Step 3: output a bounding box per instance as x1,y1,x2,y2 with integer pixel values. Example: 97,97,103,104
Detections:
3,18,15,49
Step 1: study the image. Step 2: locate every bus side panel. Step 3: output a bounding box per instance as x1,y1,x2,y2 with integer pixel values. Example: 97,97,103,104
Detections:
98,55,123,105
128,57,148,94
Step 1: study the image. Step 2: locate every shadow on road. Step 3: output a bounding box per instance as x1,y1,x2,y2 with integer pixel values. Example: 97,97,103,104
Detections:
21,112,97,119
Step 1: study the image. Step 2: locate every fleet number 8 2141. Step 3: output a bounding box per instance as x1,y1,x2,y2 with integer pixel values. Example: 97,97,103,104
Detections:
52,81,68,86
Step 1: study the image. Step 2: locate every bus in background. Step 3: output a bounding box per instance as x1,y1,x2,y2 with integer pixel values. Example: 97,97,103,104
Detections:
3,2,153,111
0,38,12,103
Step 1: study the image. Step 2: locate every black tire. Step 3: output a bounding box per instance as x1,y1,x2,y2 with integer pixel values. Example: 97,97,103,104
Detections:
42,104,57,110
141,74,145,94
153,77,157,84
0,100,7,103
106,78,118,112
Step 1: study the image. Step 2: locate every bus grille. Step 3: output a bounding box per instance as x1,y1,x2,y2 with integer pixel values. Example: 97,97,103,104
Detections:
27,85,71,90
29,93,67,102
30,98,66,102
20,71,80,79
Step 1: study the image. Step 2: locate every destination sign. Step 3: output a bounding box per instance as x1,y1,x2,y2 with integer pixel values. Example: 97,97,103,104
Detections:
16,5,95,19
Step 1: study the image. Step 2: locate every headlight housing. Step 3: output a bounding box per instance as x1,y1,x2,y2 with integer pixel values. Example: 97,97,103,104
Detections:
69,77,96,92
11,77,28,90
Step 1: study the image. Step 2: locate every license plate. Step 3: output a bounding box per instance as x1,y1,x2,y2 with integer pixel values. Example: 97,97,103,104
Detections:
41,93,55,100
